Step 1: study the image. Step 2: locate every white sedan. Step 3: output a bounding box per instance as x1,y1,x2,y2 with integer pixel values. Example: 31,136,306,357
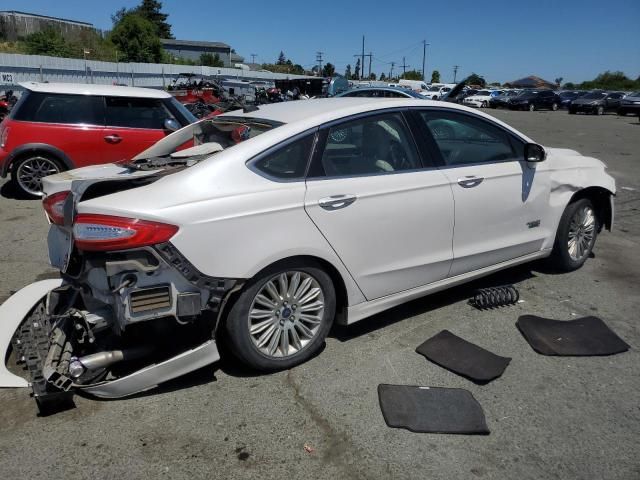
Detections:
1,98,615,410
464,90,503,108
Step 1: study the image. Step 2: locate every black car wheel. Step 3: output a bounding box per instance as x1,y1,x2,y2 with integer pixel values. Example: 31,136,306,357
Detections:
617,109,626,116
550,199,599,272
596,105,604,115
569,109,576,114
528,103,535,112
551,102,558,111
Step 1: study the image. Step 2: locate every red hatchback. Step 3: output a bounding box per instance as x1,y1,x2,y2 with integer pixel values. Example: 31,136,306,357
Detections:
0,82,196,197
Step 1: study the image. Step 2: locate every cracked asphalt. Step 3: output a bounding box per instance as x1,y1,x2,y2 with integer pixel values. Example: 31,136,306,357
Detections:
0,109,639,479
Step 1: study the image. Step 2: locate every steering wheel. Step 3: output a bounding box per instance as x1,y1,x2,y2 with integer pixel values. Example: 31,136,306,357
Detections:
387,140,411,170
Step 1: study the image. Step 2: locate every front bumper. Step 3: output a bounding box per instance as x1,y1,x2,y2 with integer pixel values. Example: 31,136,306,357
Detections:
463,99,484,107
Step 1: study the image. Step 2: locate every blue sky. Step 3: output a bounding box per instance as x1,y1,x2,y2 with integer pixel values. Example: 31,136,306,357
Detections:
9,0,640,83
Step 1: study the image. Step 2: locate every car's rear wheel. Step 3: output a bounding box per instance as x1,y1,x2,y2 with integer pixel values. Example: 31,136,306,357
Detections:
225,261,336,371
481,101,487,108
551,102,558,111
596,105,604,115
528,103,535,112
569,109,576,114
12,154,62,198
550,198,599,272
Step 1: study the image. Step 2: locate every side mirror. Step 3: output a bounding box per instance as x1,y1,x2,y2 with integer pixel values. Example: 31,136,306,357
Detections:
164,118,180,132
524,143,546,162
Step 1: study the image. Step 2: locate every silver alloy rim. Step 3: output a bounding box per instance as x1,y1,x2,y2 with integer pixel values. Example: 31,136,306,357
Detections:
16,157,59,196
567,206,596,261
248,271,325,358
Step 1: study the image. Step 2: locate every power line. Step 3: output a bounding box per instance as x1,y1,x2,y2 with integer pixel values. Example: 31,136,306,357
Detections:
316,51,323,75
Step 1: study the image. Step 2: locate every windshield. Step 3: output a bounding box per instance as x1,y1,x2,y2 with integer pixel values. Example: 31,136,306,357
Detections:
476,91,490,96
583,92,606,99
628,92,640,97
559,91,578,99
169,97,197,123
428,86,441,91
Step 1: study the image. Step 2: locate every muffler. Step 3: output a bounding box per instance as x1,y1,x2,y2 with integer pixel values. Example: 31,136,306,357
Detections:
68,346,152,378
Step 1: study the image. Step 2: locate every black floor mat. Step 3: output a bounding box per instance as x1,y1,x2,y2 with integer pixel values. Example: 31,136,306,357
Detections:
416,330,511,383
517,315,630,356
378,384,489,434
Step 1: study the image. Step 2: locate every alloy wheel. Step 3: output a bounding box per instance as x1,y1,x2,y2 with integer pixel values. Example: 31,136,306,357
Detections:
248,271,325,358
16,157,60,196
567,205,596,261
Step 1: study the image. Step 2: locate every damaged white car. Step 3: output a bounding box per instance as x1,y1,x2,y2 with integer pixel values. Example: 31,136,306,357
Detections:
0,98,615,412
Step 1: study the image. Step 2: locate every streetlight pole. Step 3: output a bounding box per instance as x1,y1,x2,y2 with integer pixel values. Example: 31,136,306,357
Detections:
422,41,430,82
453,65,460,83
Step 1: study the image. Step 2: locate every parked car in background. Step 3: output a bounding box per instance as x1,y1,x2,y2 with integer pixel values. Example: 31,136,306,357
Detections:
448,88,478,104
617,91,640,116
421,85,452,100
569,91,625,115
398,79,429,92
336,87,426,99
463,90,503,108
489,90,521,109
1,97,615,410
508,90,561,111
558,90,586,109
0,82,196,197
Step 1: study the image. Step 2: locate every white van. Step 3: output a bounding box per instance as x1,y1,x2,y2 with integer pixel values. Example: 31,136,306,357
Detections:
398,79,429,92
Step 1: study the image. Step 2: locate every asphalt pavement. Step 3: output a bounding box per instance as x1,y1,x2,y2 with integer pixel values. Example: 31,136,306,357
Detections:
0,109,638,480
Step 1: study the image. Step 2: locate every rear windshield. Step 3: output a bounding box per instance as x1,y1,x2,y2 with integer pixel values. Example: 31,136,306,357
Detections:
193,117,281,148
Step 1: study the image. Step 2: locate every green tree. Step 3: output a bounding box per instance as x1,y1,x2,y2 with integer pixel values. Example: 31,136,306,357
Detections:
563,82,576,89
380,72,386,81
110,14,163,63
466,72,486,86
322,62,336,77
25,27,72,57
292,64,305,75
199,52,224,67
345,64,352,79
112,1,173,38
554,77,563,86
369,72,376,80
354,58,361,79
579,71,638,90
430,70,440,83
277,51,286,65
401,69,423,80
136,0,173,38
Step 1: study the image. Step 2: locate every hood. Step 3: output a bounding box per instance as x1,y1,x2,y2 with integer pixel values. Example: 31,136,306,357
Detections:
544,147,607,170
572,97,603,105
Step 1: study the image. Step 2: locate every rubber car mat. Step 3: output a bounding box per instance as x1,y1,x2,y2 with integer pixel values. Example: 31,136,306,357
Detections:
516,315,630,356
378,384,489,434
415,330,511,384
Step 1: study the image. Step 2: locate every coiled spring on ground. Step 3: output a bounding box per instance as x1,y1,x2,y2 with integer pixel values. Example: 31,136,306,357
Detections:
470,285,520,309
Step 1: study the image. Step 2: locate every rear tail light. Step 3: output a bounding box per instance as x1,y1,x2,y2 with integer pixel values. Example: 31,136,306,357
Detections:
0,125,9,148
43,191,71,225
73,214,178,251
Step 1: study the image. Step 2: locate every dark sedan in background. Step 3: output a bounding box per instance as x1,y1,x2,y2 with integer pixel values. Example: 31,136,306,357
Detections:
489,90,521,109
558,90,587,109
569,91,625,115
508,89,561,111
617,91,640,116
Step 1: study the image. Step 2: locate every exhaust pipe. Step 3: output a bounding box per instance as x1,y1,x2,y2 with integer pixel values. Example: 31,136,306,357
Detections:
68,346,152,378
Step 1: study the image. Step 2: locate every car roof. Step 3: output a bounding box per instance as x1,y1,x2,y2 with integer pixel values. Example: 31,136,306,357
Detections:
223,97,481,125
19,82,172,99
338,87,414,96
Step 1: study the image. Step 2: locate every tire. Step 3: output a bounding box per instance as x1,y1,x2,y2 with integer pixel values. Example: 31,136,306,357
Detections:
225,261,336,371
617,109,626,116
528,103,535,112
551,102,558,111
569,109,576,114
596,105,604,116
550,198,599,272
11,154,63,198
481,101,487,108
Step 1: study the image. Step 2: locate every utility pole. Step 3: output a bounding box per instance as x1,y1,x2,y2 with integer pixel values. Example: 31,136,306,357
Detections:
353,53,372,79
368,52,372,79
422,40,430,82
389,62,395,80
361,35,365,80
453,65,460,83
250,53,257,64
400,57,410,76
316,51,324,76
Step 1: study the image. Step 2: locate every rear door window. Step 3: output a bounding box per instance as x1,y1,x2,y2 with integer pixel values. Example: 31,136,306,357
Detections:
12,92,103,125
105,96,176,130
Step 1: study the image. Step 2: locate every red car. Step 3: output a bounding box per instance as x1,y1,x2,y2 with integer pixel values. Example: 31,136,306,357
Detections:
0,82,196,197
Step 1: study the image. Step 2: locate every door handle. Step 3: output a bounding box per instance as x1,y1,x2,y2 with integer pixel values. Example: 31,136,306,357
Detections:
457,176,484,188
104,134,122,144
318,194,357,211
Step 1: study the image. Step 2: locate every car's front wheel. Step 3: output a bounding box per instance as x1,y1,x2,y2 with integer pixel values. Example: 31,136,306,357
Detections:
550,198,599,272
12,154,62,198
225,261,336,371
596,105,604,115
551,102,558,111
528,103,536,112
